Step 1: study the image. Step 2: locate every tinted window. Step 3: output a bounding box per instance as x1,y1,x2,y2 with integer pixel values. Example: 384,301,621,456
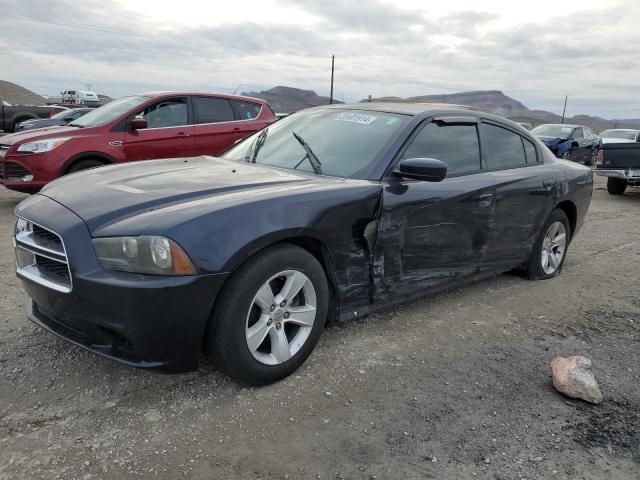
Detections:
134,98,187,128
401,122,481,176
482,124,526,169
193,97,234,124
523,138,538,163
233,100,261,120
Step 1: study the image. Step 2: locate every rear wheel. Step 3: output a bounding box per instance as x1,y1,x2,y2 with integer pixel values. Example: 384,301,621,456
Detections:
525,209,570,280
607,177,627,195
208,244,329,385
65,158,106,175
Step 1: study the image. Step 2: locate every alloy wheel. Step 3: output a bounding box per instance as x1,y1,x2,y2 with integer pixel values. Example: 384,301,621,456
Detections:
245,270,317,365
541,221,567,274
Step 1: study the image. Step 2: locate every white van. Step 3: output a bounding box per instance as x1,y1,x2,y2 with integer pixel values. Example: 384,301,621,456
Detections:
61,90,100,105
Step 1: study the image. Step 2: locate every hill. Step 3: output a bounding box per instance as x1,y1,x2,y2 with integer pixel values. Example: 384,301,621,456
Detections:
241,86,342,113
0,80,46,106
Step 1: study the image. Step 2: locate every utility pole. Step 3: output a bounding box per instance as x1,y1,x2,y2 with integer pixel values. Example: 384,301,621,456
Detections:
561,95,568,124
329,55,335,105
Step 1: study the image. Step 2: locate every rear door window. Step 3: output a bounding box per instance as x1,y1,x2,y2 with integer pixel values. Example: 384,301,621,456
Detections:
192,97,235,124
232,100,262,120
481,123,527,169
401,122,481,177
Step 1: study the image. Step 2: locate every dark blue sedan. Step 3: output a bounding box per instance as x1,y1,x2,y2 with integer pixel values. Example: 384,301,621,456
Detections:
532,124,601,166
15,108,92,132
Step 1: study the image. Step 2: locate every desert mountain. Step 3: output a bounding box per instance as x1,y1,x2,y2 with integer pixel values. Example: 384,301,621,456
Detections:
242,86,342,113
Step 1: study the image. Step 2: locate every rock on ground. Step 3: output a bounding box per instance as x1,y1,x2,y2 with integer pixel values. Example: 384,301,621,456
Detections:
550,356,603,404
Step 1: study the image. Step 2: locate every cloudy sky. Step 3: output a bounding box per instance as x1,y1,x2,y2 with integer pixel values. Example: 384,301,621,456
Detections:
1,0,639,118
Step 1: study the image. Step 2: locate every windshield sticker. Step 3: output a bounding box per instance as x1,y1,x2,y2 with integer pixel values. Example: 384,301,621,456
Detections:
335,112,377,125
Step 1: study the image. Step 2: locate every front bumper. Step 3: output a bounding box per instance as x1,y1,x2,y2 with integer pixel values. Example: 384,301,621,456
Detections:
1,149,65,192
596,168,640,185
15,194,230,372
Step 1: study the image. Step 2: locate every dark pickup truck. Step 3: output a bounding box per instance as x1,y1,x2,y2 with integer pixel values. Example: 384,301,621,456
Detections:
1,104,55,133
596,142,640,194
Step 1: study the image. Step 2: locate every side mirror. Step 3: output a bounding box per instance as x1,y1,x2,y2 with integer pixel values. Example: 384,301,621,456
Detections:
130,118,147,130
393,158,447,182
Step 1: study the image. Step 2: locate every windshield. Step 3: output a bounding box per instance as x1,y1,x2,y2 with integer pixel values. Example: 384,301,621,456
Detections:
600,130,637,140
531,125,575,139
70,96,149,127
52,110,74,120
221,108,409,178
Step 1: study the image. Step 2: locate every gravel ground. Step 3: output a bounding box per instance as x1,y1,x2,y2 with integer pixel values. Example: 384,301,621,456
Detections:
1,176,639,480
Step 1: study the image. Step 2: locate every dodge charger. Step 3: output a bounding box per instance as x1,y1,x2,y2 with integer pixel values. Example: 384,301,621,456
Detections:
14,103,593,385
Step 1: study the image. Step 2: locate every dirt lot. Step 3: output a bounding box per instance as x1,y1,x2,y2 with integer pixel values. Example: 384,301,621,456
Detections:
1,176,639,480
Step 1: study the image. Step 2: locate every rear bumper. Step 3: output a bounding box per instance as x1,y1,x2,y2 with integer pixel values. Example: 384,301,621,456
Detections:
596,168,640,184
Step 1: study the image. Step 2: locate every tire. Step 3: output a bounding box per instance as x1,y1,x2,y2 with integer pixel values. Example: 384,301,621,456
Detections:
208,244,329,385
585,148,597,166
561,150,573,162
607,177,627,195
65,158,105,175
525,209,571,280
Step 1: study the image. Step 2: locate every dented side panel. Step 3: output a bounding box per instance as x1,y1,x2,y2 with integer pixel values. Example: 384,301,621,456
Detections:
372,173,500,302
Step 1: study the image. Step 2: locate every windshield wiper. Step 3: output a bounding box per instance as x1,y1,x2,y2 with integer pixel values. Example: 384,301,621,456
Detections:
68,123,84,128
245,128,268,163
292,131,322,174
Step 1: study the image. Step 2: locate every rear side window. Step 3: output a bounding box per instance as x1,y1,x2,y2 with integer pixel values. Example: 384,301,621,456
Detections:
523,138,538,163
192,97,234,124
401,122,481,176
482,123,526,169
232,100,261,120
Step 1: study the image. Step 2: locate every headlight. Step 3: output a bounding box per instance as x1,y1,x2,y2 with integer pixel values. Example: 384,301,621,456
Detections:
17,137,71,153
93,236,196,276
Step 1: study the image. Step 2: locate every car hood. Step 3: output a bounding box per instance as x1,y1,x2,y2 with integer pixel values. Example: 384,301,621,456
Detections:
0,125,89,145
536,136,570,146
39,156,372,236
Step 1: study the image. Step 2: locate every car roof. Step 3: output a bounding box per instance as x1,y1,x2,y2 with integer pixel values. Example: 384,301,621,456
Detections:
602,128,638,132
322,102,476,116
535,123,582,128
137,91,269,104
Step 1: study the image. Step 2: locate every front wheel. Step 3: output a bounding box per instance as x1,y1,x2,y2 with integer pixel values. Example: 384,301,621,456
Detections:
65,158,106,174
208,244,329,385
585,148,597,166
524,209,571,280
607,177,627,195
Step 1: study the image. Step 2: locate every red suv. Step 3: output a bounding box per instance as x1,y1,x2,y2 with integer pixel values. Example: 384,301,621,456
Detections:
0,92,276,192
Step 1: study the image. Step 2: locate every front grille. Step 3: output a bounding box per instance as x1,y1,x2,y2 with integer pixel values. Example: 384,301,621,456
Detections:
15,218,72,293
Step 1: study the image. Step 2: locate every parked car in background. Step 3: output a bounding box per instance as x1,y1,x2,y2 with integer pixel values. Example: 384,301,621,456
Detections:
531,124,600,165
516,122,532,130
0,92,277,192
61,90,100,106
15,108,92,132
599,129,640,144
596,142,640,194
41,105,69,115
0,104,57,133
13,103,593,385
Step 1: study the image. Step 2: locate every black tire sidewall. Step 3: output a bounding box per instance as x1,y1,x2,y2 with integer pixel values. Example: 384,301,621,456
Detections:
210,244,329,385
527,209,571,280
607,177,627,195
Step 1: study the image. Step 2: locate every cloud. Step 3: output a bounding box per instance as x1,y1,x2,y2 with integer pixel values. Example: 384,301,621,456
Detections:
0,0,639,118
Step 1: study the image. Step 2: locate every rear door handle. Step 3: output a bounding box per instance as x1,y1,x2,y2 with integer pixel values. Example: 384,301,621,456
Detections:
477,193,495,208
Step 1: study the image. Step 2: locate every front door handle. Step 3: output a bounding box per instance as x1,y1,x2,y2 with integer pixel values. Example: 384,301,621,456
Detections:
175,132,190,137
477,193,495,208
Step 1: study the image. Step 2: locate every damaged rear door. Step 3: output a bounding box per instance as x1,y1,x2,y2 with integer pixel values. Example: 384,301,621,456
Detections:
372,117,498,300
